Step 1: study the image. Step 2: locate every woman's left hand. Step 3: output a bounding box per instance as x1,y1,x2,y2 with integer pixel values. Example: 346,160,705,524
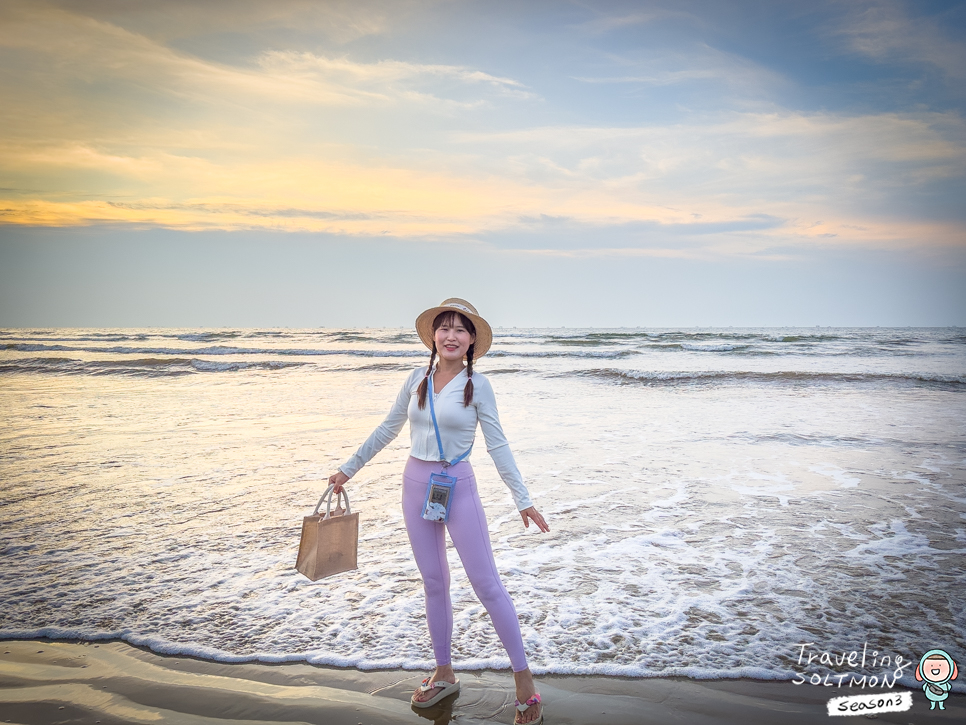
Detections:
520,506,550,533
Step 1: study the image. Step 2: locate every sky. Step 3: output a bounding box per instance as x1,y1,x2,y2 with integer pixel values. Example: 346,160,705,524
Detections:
1,0,964,327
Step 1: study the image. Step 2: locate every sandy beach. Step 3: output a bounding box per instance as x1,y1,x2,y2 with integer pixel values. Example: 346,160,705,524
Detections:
1,639,962,725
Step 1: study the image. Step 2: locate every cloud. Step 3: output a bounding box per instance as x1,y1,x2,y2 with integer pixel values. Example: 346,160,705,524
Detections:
444,109,966,252
255,51,535,104
572,48,787,104
576,10,660,35
570,2,700,37
833,0,966,80
0,0,963,261
2,106,963,254
453,109,966,186
0,3,530,114
574,69,723,85
260,51,525,89
42,0,426,45
0,5,383,113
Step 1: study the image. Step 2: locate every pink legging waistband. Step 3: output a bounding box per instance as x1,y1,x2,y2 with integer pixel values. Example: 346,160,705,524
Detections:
402,457,528,672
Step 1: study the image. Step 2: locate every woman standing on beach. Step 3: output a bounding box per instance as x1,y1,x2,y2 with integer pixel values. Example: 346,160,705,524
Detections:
328,298,548,725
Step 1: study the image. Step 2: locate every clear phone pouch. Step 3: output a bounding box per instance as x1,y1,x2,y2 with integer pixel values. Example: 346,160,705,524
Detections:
422,471,457,523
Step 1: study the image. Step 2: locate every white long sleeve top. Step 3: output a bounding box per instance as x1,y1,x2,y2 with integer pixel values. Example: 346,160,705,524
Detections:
339,366,534,511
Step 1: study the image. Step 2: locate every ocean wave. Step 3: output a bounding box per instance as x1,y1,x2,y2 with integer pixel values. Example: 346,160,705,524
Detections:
335,363,422,373
0,341,873,358
1,334,151,344
564,368,966,389
492,335,938,357
340,331,420,344
0,356,533,377
325,332,385,343
0,357,307,377
488,349,641,359
0,329,418,345
176,331,245,342
2,328,963,684
4,343,426,358
0,630,808,681
4,327,962,356
722,431,960,450
680,343,749,352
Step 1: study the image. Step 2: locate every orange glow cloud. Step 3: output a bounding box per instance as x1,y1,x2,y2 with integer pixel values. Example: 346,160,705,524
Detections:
1,1,964,258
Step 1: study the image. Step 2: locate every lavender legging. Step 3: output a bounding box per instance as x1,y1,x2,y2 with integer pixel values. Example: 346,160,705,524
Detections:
402,456,528,672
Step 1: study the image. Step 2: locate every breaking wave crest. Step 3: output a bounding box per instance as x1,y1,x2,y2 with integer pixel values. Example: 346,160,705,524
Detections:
565,368,966,390
4,343,425,358
0,357,307,377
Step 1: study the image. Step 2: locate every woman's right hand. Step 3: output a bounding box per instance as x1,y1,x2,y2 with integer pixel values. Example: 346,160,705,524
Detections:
328,470,350,494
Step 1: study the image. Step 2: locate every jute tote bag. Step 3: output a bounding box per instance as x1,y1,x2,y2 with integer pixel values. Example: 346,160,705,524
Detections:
295,485,359,581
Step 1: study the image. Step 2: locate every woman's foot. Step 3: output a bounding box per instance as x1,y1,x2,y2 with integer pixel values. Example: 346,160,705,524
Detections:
411,664,458,705
513,668,543,724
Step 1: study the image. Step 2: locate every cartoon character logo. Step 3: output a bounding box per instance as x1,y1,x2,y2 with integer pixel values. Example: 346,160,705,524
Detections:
915,649,958,711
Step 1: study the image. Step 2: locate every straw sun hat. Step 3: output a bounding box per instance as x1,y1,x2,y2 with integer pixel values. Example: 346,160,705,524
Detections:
415,298,493,359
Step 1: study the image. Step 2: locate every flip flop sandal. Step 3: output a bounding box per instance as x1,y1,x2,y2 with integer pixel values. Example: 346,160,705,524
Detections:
514,692,543,725
411,676,460,708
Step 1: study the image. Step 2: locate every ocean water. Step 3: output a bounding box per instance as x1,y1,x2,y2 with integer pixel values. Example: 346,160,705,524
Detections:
1,327,964,686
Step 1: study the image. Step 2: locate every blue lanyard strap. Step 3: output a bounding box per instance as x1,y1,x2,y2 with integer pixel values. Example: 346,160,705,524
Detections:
428,371,473,467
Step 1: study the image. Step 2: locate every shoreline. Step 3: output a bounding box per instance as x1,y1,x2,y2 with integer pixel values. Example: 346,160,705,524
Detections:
3,639,964,724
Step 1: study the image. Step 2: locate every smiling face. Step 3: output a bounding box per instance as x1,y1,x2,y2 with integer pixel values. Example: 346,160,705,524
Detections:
924,656,952,683
433,311,476,364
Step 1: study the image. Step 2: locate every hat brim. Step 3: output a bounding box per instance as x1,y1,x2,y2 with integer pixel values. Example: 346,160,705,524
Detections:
415,305,493,359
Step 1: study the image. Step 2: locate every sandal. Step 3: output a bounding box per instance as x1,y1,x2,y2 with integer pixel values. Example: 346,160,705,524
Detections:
514,692,543,725
411,676,460,708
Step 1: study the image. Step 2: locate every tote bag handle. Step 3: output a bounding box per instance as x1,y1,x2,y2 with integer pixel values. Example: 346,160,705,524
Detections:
312,484,352,519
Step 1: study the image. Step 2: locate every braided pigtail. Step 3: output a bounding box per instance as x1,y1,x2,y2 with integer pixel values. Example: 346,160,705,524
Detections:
462,344,474,407
417,343,436,410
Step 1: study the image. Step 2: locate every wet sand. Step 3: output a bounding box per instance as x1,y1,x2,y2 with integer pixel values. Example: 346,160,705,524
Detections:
1,639,963,724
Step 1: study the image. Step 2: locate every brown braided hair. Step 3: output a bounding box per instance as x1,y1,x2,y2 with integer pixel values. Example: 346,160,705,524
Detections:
417,311,476,409
416,342,437,409
463,342,475,407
